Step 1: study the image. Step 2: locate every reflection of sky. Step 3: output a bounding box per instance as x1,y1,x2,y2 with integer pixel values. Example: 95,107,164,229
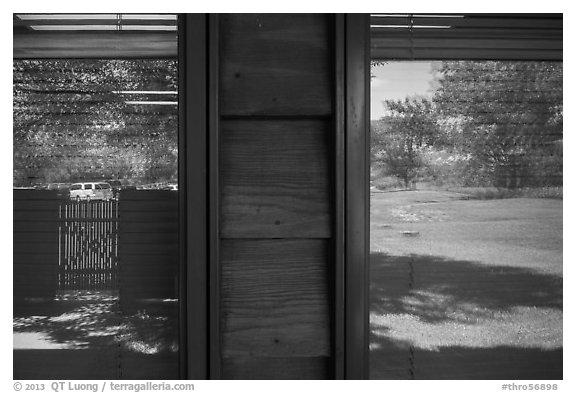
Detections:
371,61,437,120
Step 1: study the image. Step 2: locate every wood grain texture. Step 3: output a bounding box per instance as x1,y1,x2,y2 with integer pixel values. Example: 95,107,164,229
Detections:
217,14,335,379
221,239,330,358
222,356,331,379
221,120,331,238
220,14,332,116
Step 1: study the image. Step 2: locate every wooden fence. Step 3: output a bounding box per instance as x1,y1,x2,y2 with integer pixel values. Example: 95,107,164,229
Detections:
14,190,59,301
58,200,119,290
15,190,177,302
118,190,179,312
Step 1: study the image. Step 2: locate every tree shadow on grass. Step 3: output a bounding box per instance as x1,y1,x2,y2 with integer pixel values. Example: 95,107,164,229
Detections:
13,291,178,379
370,252,563,380
370,253,562,322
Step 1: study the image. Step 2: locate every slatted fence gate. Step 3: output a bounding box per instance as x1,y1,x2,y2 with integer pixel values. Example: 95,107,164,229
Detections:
58,200,119,290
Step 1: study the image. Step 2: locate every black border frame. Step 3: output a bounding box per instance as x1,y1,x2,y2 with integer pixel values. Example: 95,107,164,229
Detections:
334,13,371,380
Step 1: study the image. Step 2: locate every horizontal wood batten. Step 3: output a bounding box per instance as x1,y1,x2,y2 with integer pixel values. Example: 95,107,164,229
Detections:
222,356,331,379
221,239,330,358
220,14,332,116
221,120,331,238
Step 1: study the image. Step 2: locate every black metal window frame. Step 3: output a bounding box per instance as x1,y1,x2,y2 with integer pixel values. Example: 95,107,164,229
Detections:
178,14,220,379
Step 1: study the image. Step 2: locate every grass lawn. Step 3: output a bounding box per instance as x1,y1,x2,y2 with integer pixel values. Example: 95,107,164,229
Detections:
369,189,563,379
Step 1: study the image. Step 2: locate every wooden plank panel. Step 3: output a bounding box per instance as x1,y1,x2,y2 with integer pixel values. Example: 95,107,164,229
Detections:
220,14,332,116
221,120,331,238
222,356,331,379
221,239,330,358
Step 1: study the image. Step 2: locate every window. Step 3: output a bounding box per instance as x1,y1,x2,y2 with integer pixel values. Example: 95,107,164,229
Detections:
13,14,181,379
368,14,562,380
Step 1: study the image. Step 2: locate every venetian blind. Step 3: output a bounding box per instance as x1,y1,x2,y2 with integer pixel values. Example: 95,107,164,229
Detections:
13,14,177,59
371,14,562,60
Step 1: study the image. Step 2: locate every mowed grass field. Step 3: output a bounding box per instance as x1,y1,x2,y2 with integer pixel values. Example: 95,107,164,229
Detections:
369,189,563,379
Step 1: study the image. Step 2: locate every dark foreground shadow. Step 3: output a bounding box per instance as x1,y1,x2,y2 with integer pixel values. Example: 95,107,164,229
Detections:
14,349,179,380
370,253,563,380
370,345,562,380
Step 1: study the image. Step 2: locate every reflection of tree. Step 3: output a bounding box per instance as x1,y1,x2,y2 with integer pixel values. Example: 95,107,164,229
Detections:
13,60,178,187
13,292,177,354
371,61,562,189
371,98,438,189
433,61,562,188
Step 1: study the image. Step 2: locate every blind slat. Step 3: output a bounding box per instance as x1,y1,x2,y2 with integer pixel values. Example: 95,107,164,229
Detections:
372,38,561,50
15,19,176,27
371,13,563,60
371,28,562,39
371,15,562,29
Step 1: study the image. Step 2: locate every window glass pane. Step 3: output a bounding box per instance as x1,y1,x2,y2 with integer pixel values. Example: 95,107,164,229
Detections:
13,17,180,379
370,60,562,379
